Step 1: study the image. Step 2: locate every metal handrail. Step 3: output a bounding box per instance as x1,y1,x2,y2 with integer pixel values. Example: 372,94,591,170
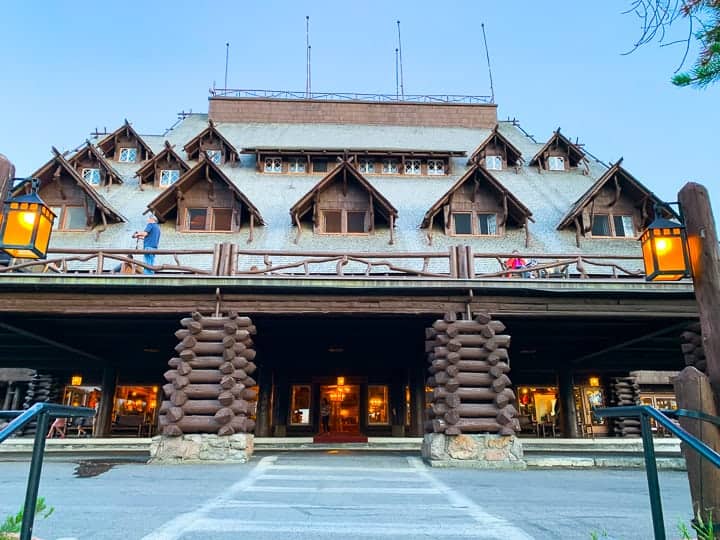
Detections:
594,405,720,540
0,403,94,540
209,88,493,104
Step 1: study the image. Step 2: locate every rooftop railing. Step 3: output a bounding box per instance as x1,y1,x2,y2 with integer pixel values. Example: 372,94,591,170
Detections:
209,88,493,104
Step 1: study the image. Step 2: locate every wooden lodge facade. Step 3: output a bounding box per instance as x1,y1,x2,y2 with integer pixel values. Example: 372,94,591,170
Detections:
0,93,696,441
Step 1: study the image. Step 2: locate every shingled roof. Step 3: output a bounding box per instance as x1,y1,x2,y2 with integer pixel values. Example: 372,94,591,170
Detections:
68,141,124,185
96,119,155,161
135,141,190,185
529,128,586,169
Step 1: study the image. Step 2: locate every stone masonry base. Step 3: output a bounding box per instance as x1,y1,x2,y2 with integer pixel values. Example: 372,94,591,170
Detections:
422,433,526,469
149,434,254,463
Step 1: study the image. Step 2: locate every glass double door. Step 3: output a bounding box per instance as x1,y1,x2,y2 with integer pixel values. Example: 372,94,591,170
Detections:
320,383,360,433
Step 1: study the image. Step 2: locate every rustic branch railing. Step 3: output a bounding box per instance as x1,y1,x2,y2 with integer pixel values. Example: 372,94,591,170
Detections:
209,88,493,104
0,245,657,281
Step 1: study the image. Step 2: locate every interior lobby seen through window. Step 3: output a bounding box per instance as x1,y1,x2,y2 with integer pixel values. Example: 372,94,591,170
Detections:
290,385,311,425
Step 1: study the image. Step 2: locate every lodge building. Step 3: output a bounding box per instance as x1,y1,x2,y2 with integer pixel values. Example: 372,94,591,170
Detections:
0,91,695,441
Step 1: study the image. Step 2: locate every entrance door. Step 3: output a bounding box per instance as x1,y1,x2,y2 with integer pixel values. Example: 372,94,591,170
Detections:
320,383,360,434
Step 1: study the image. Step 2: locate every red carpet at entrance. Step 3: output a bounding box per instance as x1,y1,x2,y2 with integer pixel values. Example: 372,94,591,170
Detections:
313,432,368,444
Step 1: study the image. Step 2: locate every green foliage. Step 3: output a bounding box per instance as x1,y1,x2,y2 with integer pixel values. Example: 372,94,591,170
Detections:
0,497,54,539
589,529,609,539
678,509,715,540
672,8,720,88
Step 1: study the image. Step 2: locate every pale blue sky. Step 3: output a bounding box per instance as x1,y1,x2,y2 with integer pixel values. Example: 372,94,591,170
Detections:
1,1,717,214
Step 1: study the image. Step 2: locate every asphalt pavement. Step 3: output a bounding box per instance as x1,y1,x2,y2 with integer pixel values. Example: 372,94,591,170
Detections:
0,451,692,540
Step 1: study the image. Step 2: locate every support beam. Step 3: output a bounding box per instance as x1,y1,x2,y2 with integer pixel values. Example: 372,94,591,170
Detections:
0,322,102,363
95,367,117,438
557,370,579,438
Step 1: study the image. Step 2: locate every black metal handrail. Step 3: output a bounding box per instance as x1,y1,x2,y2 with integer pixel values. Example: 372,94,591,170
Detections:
0,403,94,540
594,405,720,540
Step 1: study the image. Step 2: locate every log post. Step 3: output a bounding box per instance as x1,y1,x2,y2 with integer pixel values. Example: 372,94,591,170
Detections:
557,370,579,439
95,366,117,438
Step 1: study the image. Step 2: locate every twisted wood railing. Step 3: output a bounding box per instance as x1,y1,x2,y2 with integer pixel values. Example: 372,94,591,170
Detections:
0,244,650,280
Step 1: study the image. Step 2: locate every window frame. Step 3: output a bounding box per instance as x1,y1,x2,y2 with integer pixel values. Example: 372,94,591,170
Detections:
289,384,312,426
205,149,223,165
382,159,399,175
450,211,499,237
81,168,102,186
288,158,307,174
159,169,181,188
367,385,390,425
182,207,237,233
590,213,636,239
484,155,503,171
50,204,88,231
547,156,566,171
264,157,283,173
118,147,138,163
359,159,375,174
427,159,445,175
404,159,421,175
319,209,370,235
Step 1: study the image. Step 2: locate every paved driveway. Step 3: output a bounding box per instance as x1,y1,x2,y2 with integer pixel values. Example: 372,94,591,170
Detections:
0,451,692,539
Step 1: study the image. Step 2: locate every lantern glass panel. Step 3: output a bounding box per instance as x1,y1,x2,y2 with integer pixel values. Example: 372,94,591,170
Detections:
2,202,37,246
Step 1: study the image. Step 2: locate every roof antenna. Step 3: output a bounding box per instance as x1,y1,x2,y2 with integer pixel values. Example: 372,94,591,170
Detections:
224,43,230,90
396,20,405,99
395,48,400,100
306,16,312,98
481,23,495,103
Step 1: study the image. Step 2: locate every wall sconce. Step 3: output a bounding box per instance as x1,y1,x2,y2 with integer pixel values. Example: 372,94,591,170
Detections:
70,375,83,386
640,203,691,281
336,376,345,386
0,178,56,259
588,376,600,387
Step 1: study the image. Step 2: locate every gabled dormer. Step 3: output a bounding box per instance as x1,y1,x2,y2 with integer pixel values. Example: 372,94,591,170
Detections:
529,128,587,173
289,160,398,243
68,141,123,187
183,120,239,165
96,120,154,163
135,141,190,189
557,159,672,246
146,155,263,237
23,148,125,231
421,164,533,244
468,126,523,172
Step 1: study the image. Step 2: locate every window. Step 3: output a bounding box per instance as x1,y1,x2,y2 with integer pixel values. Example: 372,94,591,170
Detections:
548,156,565,171
82,168,101,186
264,157,282,173
382,159,398,174
50,207,62,230
185,208,235,232
477,213,497,235
368,385,389,425
290,385,311,425
321,209,369,234
57,206,87,231
359,159,375,173
119,148,137,163
591,214,635,238
427,159,445,175
453,213,473,235
485,155,502,170
289,158,306,173
159,170,180,187
206,150,222,164
405,159,421,175
312,159,328,173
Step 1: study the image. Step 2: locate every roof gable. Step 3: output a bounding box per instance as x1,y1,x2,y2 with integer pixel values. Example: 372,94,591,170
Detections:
96,120,154,161
529,128,586,169
146,156,264,225
468,126,523,167
183,120,240,163
135,141,190,185
421,164,533,228
68,141,123,186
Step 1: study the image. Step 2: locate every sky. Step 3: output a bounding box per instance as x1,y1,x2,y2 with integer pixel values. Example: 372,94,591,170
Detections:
1,0,717,215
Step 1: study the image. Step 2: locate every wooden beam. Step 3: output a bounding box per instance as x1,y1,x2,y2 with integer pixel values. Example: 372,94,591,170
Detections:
0,322,102,363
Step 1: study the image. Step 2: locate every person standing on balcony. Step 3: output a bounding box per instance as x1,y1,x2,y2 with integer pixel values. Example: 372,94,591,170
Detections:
504,250,527,278
132,215,161,274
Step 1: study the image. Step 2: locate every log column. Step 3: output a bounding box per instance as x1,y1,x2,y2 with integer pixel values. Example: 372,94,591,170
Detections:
95,367,118,438
255,367,273,437
557,370,579,439
609,376,641,437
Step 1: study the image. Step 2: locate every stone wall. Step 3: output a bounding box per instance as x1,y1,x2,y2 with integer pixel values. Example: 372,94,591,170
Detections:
422,433,525,469
149,433,253,463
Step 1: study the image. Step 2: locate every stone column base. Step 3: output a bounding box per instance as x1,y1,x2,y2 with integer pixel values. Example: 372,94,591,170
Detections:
149,434,254,463
422,433,526,469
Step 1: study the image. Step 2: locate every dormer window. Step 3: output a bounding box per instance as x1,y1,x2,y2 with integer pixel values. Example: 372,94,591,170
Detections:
382,159,399,174
312,159,328,173
50,205,87,231
289,158,306,173
321,209,368,234
118,148,137,163
548,156,565,171
405,159,421,175
159,170,181,187
427,160,445,175
185,207,234,232
206,150,222,165
451,211,498,236
360,159,375,173
485,155,502,171
264,157,282,173
82,168,101,186
591,214,635,238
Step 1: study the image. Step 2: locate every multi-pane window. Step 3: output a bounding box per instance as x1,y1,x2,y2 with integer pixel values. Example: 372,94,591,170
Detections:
159,170,180,187
289,158,306,173
82,168,101,186
206,150,222,164
591,214,635,238
50,206,87,231
184,207,235,232
485,155,502,170
321,209,368,234
264,157,282,173
452,212,498,236
359,159,375,174
312,159,328,173
427,160,445,175
405,159,421,175
289,385,311,425
367,385,389,425
547,156,565,171
382,159,399,174
119,148,137,163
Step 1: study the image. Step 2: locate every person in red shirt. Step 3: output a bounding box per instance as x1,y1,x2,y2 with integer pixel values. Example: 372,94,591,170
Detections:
504,250,527,277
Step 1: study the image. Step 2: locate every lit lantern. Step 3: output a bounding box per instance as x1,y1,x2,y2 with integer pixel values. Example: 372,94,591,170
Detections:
70,375,83,386
639,212,691,281
588,376,600,388
0,179,55,259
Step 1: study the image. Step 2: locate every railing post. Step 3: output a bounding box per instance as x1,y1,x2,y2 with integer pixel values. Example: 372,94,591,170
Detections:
640,412,666,540
21,410,51,540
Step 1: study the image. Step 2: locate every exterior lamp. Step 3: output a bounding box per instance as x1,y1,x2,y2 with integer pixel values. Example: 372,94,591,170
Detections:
588,376,600,388
639,204,691,281
0,179,55,259
70,375,83,386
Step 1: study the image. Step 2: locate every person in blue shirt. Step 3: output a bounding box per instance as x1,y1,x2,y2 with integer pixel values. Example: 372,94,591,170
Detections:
132,215,161,274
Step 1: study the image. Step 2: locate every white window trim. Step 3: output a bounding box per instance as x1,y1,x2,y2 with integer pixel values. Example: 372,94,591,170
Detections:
288,158,306,173
264,157,282,173
119,147,137,163
485,155,503,171
159,169,180,187
205,150,222,164
451,211,499,236
404,159,421,175
427,159,445,175
382,159,399,174
547,156,565,171
81,168,101,186
359,159,375,174
590,213,636,239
